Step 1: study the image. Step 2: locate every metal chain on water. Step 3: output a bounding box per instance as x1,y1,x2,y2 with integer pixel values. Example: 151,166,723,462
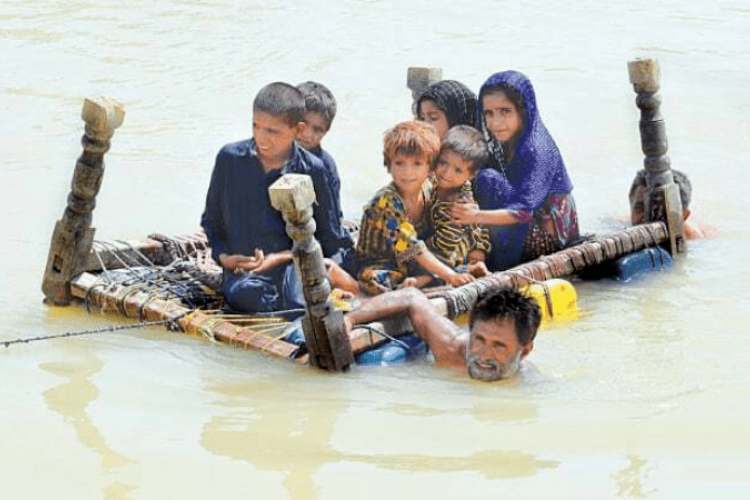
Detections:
1,313,188,348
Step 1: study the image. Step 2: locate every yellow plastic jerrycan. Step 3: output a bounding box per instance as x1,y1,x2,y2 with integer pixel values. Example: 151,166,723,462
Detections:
520,278,578,324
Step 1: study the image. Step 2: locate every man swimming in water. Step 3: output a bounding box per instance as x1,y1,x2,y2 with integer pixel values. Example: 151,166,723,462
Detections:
344,287,541,381
629,169,715,239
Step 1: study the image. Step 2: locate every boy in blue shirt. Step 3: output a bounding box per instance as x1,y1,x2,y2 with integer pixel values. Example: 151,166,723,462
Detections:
201,82,354,314
296,82,357,275
296,81,342,215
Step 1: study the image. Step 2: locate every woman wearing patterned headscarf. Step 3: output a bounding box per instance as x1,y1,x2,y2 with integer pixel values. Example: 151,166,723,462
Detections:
417,80,477,139
451,70,580,271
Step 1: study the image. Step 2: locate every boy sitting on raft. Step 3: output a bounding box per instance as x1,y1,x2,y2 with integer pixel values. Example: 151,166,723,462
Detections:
201,82,356,314
629,169,713,240
296,83,344,218
356,121,476,295
428,125,491,278
296,81,357,274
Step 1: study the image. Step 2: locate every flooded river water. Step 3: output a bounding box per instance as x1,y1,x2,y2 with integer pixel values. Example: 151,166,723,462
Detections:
2,1,749,498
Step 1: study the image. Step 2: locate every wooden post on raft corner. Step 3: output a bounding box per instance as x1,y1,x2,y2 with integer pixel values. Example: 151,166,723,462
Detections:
42,96,125,305
269,174,354,372
406,67,443,117
627,58,685,256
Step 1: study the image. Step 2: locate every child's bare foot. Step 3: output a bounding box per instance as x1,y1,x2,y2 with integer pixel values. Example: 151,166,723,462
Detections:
468,261,490,278
398,275,433,289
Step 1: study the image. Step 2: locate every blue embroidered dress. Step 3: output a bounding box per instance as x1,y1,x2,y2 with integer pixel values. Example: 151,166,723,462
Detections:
473,71,579,270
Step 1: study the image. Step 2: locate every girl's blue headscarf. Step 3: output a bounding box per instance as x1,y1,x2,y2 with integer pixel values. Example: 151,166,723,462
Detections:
474,70,574,270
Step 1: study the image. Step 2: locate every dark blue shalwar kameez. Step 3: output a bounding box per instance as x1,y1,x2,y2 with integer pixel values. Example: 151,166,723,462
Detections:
307,146,342,218
200,139,353,314
306,145,357,274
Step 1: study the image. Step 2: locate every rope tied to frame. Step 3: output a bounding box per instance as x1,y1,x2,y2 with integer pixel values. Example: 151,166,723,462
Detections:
354,324,411,350
440,223,669,320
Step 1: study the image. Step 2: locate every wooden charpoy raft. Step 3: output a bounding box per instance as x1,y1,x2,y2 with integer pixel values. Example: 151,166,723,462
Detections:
66,221,668,366
44,58,682,371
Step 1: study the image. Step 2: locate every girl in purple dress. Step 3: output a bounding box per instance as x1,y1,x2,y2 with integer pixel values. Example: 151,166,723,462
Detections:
452,71,580,270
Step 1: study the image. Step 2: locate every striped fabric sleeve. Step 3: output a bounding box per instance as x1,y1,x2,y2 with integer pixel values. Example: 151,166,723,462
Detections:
459,182,491,254
469,224,492,254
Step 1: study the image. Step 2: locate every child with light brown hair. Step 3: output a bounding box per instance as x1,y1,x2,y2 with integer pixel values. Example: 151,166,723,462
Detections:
356,121,476,295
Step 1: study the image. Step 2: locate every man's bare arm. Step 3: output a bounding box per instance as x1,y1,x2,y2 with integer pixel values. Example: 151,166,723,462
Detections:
344,288,415,325
345,288,466,368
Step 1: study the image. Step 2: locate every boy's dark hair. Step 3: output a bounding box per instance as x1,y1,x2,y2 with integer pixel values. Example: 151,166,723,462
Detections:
383,121,441,168
469,288,541,346
297,81,337,130
629,169,692,208
253,82,305,127
440,125,490,173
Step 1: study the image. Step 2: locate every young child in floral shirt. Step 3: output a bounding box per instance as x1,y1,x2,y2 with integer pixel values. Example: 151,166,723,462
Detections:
356,121,476,295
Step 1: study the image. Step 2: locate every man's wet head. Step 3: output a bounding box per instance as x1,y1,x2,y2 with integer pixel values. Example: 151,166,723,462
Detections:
466,288,541,382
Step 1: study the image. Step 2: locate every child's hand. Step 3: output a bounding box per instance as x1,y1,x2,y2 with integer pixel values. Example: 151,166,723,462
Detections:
246,250,293,274
450,202,480,225
234,248,265,273
220,250,263,273
467,261,490,278
446,272,475,287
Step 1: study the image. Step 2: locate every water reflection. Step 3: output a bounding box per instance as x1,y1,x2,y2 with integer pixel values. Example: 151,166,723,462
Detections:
613,455,653,498
357,395,553,479
3,0,748,495
201,379,343,499
471,390,539,424
341,449,558,480
202,378,555,499
40,356,135,500
465,394,557,478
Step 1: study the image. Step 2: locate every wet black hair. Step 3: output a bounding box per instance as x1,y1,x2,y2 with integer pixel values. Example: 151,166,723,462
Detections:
439,125,490,173
253,82,305,127
629,169,692,208
469,288,541,346
297,81,337,130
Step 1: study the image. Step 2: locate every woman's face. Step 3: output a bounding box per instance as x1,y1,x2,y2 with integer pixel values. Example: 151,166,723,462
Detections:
482,91,522,143
418,99,450,139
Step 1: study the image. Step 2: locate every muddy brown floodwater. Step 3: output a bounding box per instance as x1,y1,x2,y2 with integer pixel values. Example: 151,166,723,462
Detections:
1,1,749,498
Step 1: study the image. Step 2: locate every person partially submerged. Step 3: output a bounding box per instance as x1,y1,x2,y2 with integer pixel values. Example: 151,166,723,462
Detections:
629,169,714,240
344,287,541,381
